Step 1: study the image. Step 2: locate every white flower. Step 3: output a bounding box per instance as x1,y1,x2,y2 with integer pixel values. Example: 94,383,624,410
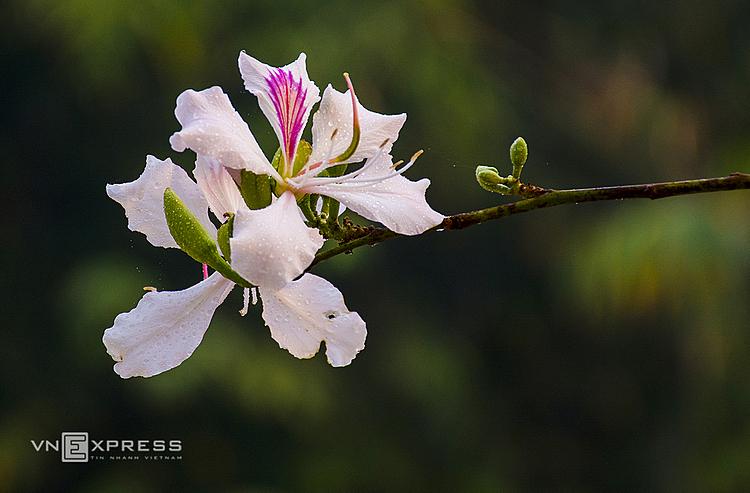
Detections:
104,156,366,378
169,52,444,289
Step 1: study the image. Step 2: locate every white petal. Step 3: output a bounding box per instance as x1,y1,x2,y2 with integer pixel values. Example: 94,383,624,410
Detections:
305,153,444,235
106,155,215,248
230,191,324,289
259,274,366,366
238,52,320,168
308,85,407,165
102,273,234,378
193,156,246,221
170,86,279,181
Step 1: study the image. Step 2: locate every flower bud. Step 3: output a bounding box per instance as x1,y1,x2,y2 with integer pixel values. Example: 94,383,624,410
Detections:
510,137,528,179
476,165,513,194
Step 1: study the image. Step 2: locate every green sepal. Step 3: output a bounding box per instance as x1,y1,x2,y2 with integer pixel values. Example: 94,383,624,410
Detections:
240,170,272,210
217,213,234,260
297,195,317,223
163,188,252,288
271,147,283,173
322,196,341,220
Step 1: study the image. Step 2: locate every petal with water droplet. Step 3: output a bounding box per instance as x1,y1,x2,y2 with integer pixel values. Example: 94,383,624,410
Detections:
238,52,320,168
106,155,215,248
193,156,246,221
170,86,279,181
305,153,444,235
259,274,366,366
102,273,234,378
230,191,324,289
308,84,406,166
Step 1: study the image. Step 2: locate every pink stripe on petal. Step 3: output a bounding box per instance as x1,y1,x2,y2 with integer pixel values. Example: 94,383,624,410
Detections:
265,69,311,167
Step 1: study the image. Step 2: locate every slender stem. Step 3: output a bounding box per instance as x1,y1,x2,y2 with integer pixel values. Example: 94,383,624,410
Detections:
309,172,750,268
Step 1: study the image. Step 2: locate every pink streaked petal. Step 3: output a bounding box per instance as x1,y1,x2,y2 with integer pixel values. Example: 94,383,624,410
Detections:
238,52,320,170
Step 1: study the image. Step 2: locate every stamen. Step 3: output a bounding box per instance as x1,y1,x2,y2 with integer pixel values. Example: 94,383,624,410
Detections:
143,286,158,292
296,127,339,177
331,72,361,163
290,146,392,189
251,287,258,305
309,149,426,189
202,263,209,280
239,288,250,316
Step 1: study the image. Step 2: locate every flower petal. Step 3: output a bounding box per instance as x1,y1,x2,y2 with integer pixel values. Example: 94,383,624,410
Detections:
230,191,324,289
304,153,444,235
193,156,246,221
308,84,407,165
238,52,320,169
170,86,279,181
102,273,234,378
106,155,215,248
259,274,366,366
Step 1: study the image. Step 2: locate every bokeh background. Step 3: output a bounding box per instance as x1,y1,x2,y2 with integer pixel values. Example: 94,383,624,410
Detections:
3,0,750,491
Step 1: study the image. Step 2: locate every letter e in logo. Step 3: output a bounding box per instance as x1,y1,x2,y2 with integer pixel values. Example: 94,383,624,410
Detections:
61,432,89,463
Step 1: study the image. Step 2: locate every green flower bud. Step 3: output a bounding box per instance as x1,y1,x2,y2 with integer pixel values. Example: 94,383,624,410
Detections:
476,165,513,194
510,137,528,179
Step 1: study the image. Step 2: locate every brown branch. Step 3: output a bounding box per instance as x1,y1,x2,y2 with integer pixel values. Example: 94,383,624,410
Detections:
309,172,750,268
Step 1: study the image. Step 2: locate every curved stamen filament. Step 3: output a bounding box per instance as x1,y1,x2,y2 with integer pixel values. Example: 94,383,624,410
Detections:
294,149,424,190
331,72,361,163
325,150,423,188
296,128,339,177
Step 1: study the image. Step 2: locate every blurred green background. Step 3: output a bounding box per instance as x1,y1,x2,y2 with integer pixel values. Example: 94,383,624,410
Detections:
3,0,750,491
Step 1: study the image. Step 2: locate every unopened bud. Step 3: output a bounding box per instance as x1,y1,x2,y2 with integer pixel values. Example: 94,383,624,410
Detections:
510,137,528,179
476,165,513,194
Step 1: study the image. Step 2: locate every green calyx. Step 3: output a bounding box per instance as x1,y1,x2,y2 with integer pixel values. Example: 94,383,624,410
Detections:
163,188,251,288
271,139,314,182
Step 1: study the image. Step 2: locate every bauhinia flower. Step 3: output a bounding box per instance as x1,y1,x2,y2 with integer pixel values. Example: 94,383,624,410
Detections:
102,51,443,378
169,51,444,289
104,156,366,377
